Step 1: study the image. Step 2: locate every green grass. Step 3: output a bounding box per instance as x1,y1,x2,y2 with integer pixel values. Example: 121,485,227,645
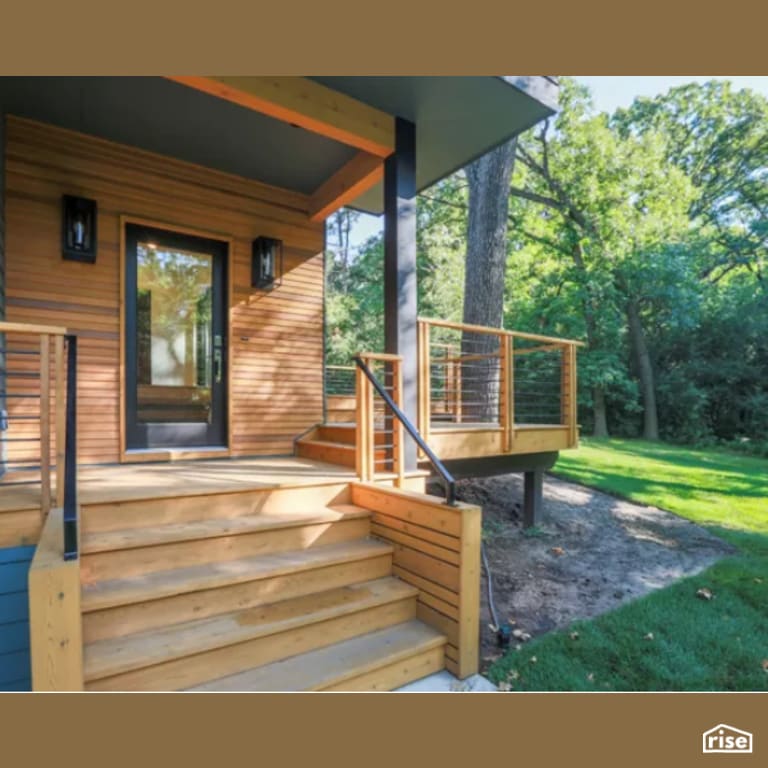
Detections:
487,438,768,691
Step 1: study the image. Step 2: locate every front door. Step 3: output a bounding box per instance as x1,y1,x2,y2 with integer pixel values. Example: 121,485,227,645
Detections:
125,223,228,450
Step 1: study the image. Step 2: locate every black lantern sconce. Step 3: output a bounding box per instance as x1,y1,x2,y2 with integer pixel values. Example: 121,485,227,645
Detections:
62,195,98,263
251,236,283,290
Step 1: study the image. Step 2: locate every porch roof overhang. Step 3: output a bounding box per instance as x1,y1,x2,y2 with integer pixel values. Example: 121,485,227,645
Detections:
310,76,558,214
0,76,557,218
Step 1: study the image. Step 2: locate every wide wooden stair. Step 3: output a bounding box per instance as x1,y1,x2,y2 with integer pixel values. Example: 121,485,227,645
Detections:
77,484,447,691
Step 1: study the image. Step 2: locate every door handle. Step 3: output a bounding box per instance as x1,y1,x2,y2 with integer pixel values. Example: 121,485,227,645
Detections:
214,349,223,384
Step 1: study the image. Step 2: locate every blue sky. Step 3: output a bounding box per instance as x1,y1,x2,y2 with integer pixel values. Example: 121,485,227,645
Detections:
579,75,768,113
346,76,768,247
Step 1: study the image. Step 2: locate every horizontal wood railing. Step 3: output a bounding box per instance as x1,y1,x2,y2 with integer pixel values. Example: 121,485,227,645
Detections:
417,317,584,451
351,482,480,678
0,321,68,519
1,321,81,690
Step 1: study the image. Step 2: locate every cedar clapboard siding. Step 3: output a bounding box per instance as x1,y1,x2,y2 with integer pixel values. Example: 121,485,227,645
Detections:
3,116,324,463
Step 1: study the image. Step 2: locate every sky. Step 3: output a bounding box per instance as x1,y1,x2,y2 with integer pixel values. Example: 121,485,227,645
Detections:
346,76,768,248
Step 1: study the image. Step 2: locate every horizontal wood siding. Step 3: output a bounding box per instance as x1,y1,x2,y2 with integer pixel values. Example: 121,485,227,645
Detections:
3,116,324,464
0,545,34,690
350,483,481,679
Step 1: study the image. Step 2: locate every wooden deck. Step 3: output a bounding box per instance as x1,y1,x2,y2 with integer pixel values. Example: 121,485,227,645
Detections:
2,456,427,550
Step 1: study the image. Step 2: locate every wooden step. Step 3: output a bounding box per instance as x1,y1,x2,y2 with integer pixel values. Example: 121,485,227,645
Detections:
296,439,358,468
81,507,370,554
186,620,446,692
296,439,388,469
317,424,357,445
81,482,355,535
84,577,419,691
316,424,389,447
80,513,371,583
82,540,394,643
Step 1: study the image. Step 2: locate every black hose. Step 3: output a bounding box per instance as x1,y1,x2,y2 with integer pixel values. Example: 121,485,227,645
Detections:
481,540,499,629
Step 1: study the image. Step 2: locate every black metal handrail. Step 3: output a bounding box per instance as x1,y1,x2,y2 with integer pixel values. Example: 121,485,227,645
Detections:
353,355,457,506
63,334,78,561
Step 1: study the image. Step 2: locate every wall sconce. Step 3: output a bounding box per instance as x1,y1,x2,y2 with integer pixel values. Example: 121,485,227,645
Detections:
62,195,98,263
251,236,283,289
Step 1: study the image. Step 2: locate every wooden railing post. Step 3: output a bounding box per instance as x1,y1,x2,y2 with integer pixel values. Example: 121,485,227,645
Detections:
29,508,83,691
560,342,579,447
39,334,51,519
569,343,578,447
355,363,371,482
417,322,432,442
391,357,405,488
560,343,569,429
502,334,514,452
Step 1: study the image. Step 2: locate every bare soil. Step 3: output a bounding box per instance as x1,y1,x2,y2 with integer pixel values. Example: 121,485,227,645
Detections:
429,474,736,670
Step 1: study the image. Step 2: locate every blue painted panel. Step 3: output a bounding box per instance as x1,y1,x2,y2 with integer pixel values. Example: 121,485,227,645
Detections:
0,560,32,595
0,545,34,688
0,649,30,681
0,621,29,654
0,546,35,565
0,591,29,623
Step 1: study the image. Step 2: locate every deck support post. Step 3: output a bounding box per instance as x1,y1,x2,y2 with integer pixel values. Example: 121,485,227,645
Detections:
384,117,417,470
522,469,544,528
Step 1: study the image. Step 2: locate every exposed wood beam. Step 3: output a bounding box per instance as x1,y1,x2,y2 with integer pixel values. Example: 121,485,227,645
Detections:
166,76,395,157
308,152,383,222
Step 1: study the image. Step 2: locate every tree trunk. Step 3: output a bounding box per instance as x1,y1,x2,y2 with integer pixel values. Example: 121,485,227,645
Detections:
627,298,659,440
461,139,516,421
592,386,609,437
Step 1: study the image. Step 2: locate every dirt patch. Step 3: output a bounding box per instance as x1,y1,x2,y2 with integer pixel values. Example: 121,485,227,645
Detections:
428,474,736,671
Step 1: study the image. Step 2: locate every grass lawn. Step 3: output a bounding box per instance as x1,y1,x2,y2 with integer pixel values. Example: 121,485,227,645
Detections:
486,438,768,691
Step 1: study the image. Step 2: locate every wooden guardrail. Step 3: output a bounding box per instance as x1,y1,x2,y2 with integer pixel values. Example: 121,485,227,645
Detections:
1,320,82,690
417,317,584,451
354,352,405,487
0,321,68,518
351,483,481,678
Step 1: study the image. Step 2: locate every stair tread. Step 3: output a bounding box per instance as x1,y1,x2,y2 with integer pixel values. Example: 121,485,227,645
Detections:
81,507,370,554
81,538,393,612
297,439,356,451
84,576,418,682
186,620,446,691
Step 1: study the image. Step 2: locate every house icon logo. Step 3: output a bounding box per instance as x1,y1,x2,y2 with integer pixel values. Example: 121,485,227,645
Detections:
702,724,753,754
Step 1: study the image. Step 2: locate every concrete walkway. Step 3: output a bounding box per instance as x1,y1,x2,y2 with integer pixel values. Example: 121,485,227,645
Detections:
395,670,498,693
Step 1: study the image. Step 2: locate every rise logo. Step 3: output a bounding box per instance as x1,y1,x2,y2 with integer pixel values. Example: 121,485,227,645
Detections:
702,724,753,754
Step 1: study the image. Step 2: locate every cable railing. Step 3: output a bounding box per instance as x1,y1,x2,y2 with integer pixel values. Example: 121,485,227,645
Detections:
354,352,456,505
417,317,583,450
324,364,356,423
325,364,356,396
0,321,78,559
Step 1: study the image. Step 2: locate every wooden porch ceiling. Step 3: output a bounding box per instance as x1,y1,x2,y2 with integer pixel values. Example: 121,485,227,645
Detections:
167,76,393,221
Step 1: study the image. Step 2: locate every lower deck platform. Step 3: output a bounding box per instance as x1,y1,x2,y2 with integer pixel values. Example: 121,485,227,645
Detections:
0,456,425,549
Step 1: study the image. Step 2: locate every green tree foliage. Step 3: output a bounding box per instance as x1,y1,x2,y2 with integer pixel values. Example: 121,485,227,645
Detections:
325,78,768,451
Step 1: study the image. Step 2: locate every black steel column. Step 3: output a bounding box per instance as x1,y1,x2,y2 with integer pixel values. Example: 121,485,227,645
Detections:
522,469,543,528
384,118,417,470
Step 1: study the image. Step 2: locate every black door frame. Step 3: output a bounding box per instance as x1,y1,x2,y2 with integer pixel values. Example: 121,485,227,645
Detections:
124,222,228,450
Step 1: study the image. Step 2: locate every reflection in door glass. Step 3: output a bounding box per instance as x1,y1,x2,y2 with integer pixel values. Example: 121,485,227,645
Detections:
136,241,213,423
